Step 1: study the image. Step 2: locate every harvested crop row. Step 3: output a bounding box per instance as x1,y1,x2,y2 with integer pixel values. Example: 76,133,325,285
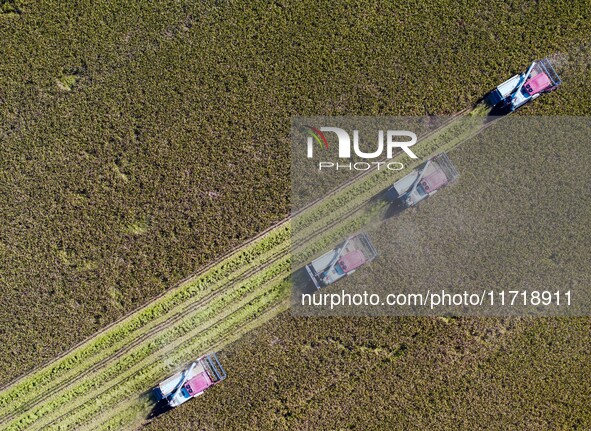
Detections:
43,282,291,431
0,226,290,413
5,260,291,431
0,109,486,423
0,234,292,422
0,107,494,431
90,297,291,431
0,107,471,423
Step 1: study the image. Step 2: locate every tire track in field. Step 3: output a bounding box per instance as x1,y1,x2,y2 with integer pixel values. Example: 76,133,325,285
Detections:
4,266,291,431
0,107,467,398
0,109,475,430
38,280,291,431
0,238,291,422
58,114,527,430
38,111,483,429
1,110,473,428
90,299,292,431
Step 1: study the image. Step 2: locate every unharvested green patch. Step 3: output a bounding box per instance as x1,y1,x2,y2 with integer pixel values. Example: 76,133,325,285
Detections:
56,74,78,91
125,220,149,235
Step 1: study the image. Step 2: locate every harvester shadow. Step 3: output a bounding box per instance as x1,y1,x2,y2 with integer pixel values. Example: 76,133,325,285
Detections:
479,92,510,117
488,104,511,117
382,202,406,220
369,189,405,221
292,267,317,296
145,388,172,419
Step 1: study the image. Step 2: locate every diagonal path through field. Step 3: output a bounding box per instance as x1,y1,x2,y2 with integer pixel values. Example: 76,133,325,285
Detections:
0,108,498,431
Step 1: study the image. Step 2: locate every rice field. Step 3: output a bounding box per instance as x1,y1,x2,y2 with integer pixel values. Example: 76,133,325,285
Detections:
1,0,591,430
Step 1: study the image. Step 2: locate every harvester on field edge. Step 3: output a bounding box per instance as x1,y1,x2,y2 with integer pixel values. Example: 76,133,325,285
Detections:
155,353,226,408
486,57,561,112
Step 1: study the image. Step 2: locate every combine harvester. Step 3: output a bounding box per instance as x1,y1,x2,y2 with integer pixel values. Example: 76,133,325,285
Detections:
305,232,378,289
486,58,561,112
304,155,457,289
385,153,459,208
156,353,226,408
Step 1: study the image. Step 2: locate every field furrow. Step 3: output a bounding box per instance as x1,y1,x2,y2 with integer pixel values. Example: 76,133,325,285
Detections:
0,108,495,431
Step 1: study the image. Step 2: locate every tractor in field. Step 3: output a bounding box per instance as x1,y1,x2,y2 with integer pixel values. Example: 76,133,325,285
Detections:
385,153,458,208
305,232,378,289
156,353,226,408
486,58,561,112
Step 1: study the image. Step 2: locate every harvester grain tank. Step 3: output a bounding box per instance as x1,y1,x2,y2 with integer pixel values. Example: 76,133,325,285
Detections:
486,58,561,112
305,232,378,289
385,153,458,208
156,353,226,408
